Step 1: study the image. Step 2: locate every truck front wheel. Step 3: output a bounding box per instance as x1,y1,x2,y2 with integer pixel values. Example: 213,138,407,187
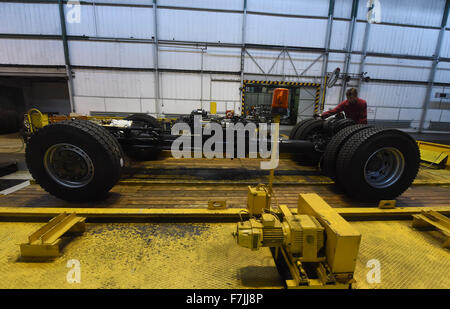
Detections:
25,120,123,202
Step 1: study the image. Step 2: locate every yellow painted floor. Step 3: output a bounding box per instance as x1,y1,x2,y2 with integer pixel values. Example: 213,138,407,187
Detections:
0,220,448,289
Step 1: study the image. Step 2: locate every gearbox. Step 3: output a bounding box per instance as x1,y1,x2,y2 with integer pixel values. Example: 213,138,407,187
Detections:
235,206,325,262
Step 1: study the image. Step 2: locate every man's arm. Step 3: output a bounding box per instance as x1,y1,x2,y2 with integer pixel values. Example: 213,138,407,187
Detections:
320,101,347,119
358,100,368,124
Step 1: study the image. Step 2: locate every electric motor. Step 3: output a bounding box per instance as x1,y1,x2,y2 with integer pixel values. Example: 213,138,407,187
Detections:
235,210,325,262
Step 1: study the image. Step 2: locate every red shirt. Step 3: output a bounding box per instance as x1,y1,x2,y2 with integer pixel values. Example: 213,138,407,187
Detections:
321,98,367,124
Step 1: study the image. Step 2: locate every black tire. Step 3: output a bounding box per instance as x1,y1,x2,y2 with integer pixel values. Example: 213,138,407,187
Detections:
289,119,315,140
322,124,372,179
25,120,123,202
322,118,337,134
331,118,355,135
292,119,325,165
124,114,162,161
293,119,325,140
125,113,161,129
335,128,420,201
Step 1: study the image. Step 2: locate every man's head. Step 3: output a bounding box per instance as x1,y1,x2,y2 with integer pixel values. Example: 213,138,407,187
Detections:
346,88,358,103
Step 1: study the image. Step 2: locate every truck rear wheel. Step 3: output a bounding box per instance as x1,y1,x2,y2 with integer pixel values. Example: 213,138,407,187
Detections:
322,124,372,179
125,113,161,129
331,118,355,134
335,128,420,201
292,119,326,165
25,120,123,202
288,119,315,140
124,114,162,161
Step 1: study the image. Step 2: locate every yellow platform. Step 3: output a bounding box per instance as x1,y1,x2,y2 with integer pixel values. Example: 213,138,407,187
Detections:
0,221,448,289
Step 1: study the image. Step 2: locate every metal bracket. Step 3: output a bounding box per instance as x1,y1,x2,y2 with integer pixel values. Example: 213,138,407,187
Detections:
208,200,227,210
378,200,396,209
412,210,450,248
20,212,86,259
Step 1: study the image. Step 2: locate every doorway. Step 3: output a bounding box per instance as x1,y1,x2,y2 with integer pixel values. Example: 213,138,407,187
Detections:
242,80,320,125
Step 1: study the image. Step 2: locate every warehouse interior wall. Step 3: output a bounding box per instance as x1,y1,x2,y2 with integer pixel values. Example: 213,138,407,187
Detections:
0,78,70,116
0,0,449,132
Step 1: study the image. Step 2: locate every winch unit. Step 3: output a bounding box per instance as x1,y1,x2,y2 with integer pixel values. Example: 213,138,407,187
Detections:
236,208,325,262
234,187,361,289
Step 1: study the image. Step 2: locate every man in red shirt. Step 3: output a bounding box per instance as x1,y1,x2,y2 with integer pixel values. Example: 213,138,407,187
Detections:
320,88,368,124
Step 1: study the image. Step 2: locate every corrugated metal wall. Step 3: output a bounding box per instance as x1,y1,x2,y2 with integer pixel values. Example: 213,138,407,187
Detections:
0,0,449,131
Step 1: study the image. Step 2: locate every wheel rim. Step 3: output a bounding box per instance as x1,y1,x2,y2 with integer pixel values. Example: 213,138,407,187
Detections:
44,143,94,188
364,147,405,188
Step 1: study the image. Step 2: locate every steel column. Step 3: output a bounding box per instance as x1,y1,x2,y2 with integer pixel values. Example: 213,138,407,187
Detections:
319,0,335,112
418,0,449,133
339,0,359,103
239,0,248,115
58,0,75,113
357,21,371,89
153,0,161,116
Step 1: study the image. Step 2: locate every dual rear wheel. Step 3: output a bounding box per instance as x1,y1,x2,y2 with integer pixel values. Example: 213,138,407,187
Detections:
289,119,420,201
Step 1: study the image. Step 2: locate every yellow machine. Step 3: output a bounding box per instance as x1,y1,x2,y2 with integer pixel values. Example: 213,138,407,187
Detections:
234,89,361,288
235,190,361,289
25,108,49,133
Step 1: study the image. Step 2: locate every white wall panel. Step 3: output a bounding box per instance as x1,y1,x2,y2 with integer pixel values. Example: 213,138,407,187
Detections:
398,108,422,121
162,99,201,114
74,96,105,115
65,5,154,38
329,20,350,51
246,15,327,47
211,81,240,101
324,84,342,107
435,59,450,83
247,0,328,16
439,31,450,58
0,39,65,66
0,3,61,35
359,83,427,108
95,6,154,38
158,9,242,43
141,98,157,114
72,69,154,97
203,47,241,72
159,47,201,70
347,55,362,74
363,57,432,82
375,107,400,120
69,41,153,68
159,0,243,10
65,4,96,36
94,0,152,4
160,73,201,99
329,21,365,52
105,97,141,112
425,109,442,121
441,110,450,122
372,0,445,27
367,24,439,56
334,0,353,19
